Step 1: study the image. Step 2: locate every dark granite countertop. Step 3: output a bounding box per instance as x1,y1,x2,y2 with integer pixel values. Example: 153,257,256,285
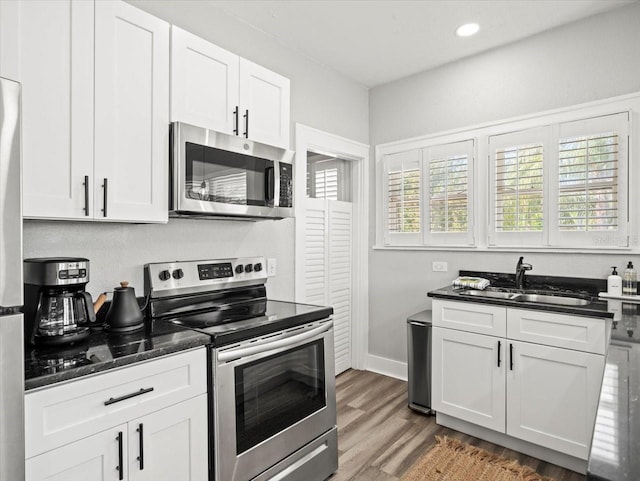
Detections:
587,308,640,481
427,270,614,319
24,319,211,391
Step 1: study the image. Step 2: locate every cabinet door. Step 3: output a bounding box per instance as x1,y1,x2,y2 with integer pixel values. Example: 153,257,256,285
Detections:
239,58,290,148
94,1,169,223
26,425,127,481
432,327,505,432
0,0,94,219
170,26,239,134
506,340,605,459
128,395,208,481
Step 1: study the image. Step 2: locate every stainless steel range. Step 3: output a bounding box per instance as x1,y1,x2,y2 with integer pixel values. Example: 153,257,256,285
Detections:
144,257,338,481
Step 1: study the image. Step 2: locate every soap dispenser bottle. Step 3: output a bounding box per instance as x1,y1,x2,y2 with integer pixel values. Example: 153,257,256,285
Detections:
608,267,622,296
623,261,637,296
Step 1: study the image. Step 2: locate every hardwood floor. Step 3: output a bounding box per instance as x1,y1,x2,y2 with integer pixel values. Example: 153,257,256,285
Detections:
330,369,586,481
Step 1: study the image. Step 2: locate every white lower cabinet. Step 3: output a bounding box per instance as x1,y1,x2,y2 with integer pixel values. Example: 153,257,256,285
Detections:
26,425,126,481
432,299,606,460
128,396,208,481
25,349,208,481
432,327,505,432
506,341,604,459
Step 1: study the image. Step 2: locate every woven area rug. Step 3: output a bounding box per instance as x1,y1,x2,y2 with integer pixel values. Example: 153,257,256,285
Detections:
400,437,556,481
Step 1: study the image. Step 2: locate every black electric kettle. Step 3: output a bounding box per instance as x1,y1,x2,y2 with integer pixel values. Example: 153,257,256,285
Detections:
104,281,145,332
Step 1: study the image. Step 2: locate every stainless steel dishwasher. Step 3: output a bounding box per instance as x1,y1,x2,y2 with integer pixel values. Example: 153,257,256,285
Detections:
407,310,433,414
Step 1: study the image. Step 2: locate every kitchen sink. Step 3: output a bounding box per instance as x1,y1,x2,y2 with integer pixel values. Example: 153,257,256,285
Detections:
514,293,590,306
459,290,519,300
458,289,590,306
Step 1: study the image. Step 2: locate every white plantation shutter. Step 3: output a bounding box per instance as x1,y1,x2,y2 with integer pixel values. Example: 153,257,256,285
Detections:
304,197,353,375
489,127,547,246
329,202,352,375
315,167,338,200
304,200,326,306
384,149,421,244
424,140,474,245
551,112,629,247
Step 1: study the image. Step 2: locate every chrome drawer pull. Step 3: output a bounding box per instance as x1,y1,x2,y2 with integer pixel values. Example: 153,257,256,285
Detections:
104,387,154,406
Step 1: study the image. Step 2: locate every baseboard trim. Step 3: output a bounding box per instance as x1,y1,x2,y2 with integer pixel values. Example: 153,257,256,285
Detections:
366,354,407,381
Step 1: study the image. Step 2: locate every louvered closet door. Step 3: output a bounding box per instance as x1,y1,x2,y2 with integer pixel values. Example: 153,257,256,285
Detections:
305,198,353,375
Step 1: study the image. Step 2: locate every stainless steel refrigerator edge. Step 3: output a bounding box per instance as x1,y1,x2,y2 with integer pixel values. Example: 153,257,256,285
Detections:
0,77,25,481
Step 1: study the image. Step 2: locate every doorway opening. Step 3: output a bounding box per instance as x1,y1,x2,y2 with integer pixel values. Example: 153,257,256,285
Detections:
294,125,369,375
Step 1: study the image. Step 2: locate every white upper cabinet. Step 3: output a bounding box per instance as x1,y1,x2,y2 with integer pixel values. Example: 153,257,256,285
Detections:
0,0,169,223
0,0,94,220
95,1,169,223
170,27,290,148
170,26,239,135
238,58,290,148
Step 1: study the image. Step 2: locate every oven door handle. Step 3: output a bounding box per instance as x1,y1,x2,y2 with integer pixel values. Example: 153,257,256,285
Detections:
217,321,333,362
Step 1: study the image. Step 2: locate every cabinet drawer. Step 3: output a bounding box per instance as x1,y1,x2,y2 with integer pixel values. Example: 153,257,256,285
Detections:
432,299,507,337
507,308,608,354
25,347,207,458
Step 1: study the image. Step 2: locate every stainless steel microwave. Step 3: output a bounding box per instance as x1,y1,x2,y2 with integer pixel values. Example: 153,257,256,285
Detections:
169,122,294,220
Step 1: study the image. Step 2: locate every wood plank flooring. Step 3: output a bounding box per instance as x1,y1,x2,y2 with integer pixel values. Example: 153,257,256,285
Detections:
330,369,586,481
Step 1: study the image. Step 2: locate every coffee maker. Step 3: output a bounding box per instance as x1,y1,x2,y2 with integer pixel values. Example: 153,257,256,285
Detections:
24,258,97,346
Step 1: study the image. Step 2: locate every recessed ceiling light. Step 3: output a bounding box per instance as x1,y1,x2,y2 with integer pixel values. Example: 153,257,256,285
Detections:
456,23,480,37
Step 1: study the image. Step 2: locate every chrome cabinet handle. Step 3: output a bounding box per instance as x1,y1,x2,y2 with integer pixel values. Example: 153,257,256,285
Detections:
83,175,89,216
104,387,154,406
243,109,249,138
102,178,108,217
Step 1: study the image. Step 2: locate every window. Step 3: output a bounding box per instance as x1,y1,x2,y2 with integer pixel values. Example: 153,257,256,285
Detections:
424,140,474,245
376,94,635,251
489,113,629,248
383,150,421,244
550,113,628,247
307,153,352,202
380,141,474,246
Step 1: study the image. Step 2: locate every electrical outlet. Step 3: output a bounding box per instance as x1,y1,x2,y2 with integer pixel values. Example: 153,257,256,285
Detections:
432,261,448,272
267,258,277,276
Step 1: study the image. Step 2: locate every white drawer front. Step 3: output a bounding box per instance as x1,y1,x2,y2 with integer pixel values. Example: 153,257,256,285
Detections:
432,299,507,337
26,348,207,458
507,309,608,354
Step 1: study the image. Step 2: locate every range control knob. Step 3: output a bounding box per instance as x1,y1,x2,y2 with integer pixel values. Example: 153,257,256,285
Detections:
254,263,263,272
245,264,253,273
172,268,184,280
159,270,171,281
235,264,244,274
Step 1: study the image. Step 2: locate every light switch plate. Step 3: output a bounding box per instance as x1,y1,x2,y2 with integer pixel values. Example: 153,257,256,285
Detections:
432,261,448,272
267,258,277,276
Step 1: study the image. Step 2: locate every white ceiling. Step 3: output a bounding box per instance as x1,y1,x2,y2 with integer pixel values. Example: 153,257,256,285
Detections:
207,0,638,88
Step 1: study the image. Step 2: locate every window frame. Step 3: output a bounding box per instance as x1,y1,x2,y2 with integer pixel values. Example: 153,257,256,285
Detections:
423,140,475,246
375,91,638,252
382,149,422,245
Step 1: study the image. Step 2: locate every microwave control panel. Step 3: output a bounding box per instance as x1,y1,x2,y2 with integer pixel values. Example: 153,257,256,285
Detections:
279,163,293,208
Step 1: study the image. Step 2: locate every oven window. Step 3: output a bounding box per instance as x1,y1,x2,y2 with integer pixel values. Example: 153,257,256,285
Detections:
185,142,274,206
235,339,326,454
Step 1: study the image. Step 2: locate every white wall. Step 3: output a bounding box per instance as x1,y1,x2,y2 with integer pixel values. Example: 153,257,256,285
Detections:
368,3,640,364
23,1,368,300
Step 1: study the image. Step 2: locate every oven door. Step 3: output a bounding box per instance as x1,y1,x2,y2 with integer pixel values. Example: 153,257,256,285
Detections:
214,320,336,481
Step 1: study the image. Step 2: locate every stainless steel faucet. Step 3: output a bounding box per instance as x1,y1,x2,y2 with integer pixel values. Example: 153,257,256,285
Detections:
515,256,533,289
